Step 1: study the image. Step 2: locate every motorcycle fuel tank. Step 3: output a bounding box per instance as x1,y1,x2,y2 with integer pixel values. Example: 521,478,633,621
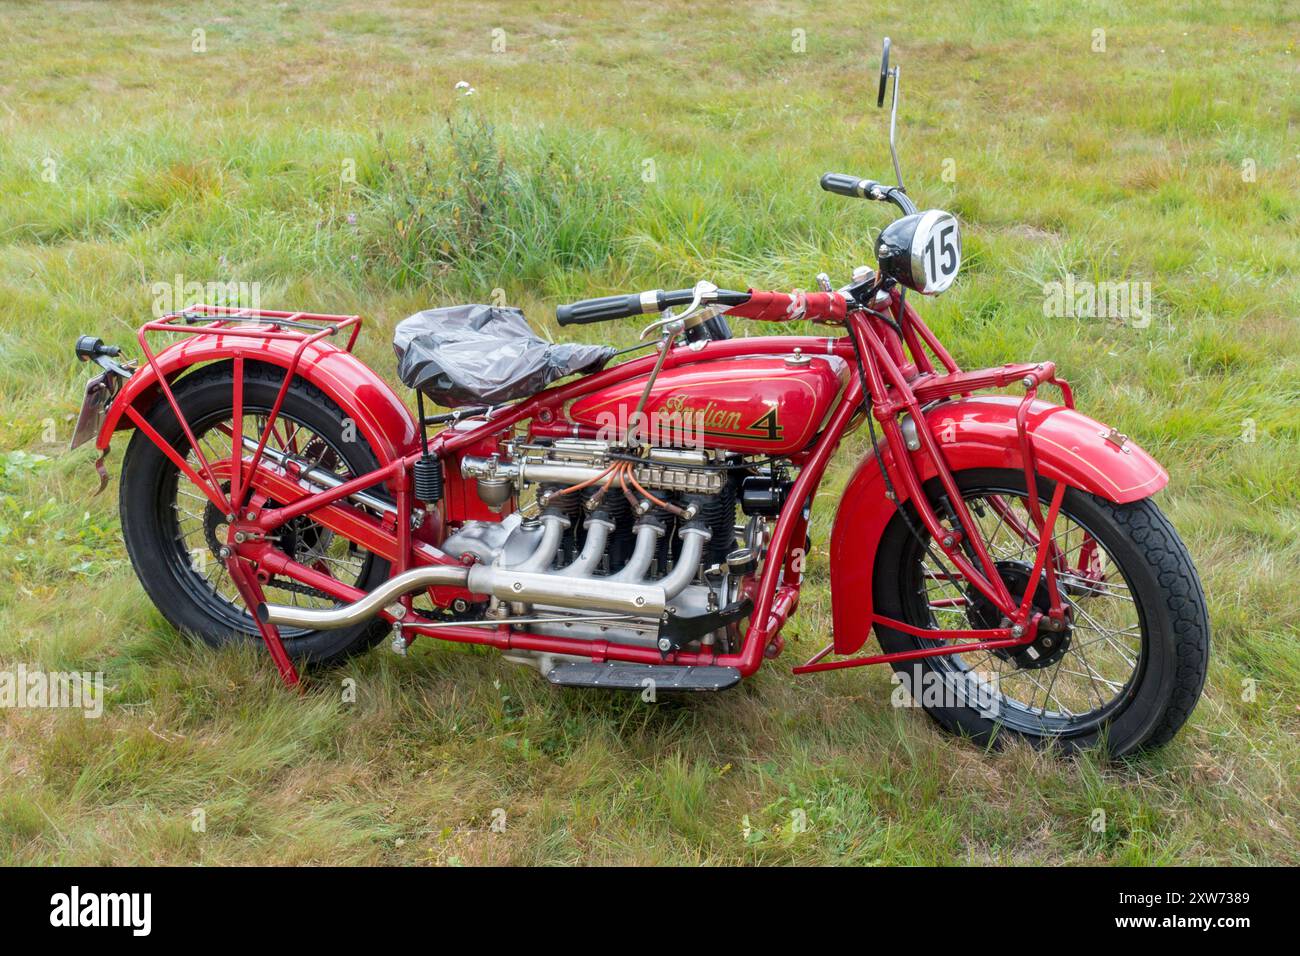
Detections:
568,354,848,455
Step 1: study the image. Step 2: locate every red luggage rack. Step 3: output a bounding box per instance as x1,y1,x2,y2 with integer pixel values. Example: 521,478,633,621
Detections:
134,302,366,517
140,303,363,356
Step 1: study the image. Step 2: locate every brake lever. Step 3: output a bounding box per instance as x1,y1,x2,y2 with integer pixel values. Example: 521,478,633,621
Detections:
638,279,719,340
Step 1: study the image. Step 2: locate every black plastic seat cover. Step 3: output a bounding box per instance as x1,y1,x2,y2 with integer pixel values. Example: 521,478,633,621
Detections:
393,304,616,407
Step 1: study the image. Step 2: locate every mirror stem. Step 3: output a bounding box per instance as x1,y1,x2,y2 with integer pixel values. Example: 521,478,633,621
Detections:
888,66,905,191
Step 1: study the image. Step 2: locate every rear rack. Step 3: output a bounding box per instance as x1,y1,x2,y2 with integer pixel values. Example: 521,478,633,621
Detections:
142,303,363,353
129,302,369,546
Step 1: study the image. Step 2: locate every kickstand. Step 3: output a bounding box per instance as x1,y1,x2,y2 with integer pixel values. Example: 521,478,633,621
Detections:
225,557,301,688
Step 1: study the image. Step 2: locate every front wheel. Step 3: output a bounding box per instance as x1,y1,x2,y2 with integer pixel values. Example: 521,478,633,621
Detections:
873,468,1209,757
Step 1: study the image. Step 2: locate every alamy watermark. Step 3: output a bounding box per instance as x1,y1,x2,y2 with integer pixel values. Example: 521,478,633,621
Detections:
151,274,262,317
50,886,150,936
593,403,707,449
1043,274,1151,327
890,667,1002,718
0,664,104,718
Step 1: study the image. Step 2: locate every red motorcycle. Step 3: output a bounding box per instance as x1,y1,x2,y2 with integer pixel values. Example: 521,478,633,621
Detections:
72,40,1207,756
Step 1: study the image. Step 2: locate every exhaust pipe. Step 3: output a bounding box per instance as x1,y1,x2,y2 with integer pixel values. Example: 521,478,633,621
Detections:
259,559,667,630
611,523,663,582
659,526,709,598
258,565,470,630
560,516,613,576
513,513,567,572
467,565,664,616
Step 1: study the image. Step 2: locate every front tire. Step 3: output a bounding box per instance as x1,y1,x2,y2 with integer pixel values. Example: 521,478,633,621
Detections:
119,361,392,667
873,468,1209,757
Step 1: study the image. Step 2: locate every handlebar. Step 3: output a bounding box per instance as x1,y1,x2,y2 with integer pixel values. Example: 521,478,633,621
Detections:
819,172,878,198
556,287,751,326
819,172,917,216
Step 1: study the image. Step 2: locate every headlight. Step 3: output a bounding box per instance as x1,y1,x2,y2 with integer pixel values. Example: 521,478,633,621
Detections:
876,209,961,295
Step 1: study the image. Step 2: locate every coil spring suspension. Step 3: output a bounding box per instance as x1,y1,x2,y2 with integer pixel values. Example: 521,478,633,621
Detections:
413,454,443,503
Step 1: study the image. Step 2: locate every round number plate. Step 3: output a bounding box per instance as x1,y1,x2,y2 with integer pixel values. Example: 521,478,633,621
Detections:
910,210,962,294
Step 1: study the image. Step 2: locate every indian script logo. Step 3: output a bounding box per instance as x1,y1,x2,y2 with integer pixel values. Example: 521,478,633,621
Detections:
661,394,783,442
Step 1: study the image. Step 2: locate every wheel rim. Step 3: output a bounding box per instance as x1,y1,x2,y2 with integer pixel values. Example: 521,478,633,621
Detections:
160,409,378,638
900,483,1148,737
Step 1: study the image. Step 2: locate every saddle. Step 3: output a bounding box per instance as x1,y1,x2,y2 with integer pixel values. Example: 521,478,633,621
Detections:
393,304,616,407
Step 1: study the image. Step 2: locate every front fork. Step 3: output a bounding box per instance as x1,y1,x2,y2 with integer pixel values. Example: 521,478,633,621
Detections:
795,314,1074,674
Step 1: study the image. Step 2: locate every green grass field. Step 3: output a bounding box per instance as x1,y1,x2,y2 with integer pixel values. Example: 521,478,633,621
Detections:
1,0,1296,865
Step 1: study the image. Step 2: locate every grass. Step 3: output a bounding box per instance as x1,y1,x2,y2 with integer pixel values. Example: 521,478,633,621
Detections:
0,0,1297,865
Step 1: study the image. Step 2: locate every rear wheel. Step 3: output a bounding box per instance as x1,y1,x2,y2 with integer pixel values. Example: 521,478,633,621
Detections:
873,468,1209,756
119,361,392,666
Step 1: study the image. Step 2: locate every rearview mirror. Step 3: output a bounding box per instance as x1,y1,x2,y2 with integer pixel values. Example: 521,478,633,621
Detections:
878,36,892,108
877,37,904,189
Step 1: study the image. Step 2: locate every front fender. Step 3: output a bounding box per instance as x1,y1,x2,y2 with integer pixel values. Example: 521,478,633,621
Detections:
97,334,419,467
828,396,1167,655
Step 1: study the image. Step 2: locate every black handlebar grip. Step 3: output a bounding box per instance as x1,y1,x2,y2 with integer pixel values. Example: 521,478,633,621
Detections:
556,292,651,326
820,173,878,199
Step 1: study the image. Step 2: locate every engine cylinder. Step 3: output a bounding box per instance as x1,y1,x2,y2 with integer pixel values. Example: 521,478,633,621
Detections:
690,484,739,564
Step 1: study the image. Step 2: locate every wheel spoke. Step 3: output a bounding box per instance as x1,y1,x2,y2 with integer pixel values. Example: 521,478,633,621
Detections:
1067,635,1114,710
1036,656,1066,716
1058,668,1125,691
165,411,374,631
909,486,1143,726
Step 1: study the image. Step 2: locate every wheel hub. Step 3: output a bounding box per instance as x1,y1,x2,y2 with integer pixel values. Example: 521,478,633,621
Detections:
965,560,1072,670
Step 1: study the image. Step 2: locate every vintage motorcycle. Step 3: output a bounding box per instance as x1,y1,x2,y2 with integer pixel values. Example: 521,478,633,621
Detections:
71,40,1208,756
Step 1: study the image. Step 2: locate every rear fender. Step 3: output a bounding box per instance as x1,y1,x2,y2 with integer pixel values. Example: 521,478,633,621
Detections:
828,396,1167,655
97,336,419,468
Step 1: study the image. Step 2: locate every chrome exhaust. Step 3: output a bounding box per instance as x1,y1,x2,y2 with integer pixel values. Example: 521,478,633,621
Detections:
513,513,567,572
467,565,665,616
560,516,612,576
659,526,709,598
258,565,470,630
259,556,667,630
610,523,663,582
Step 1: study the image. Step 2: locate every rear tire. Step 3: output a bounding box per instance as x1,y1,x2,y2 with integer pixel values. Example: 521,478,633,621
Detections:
119,361,391,667
873,468,1209,757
